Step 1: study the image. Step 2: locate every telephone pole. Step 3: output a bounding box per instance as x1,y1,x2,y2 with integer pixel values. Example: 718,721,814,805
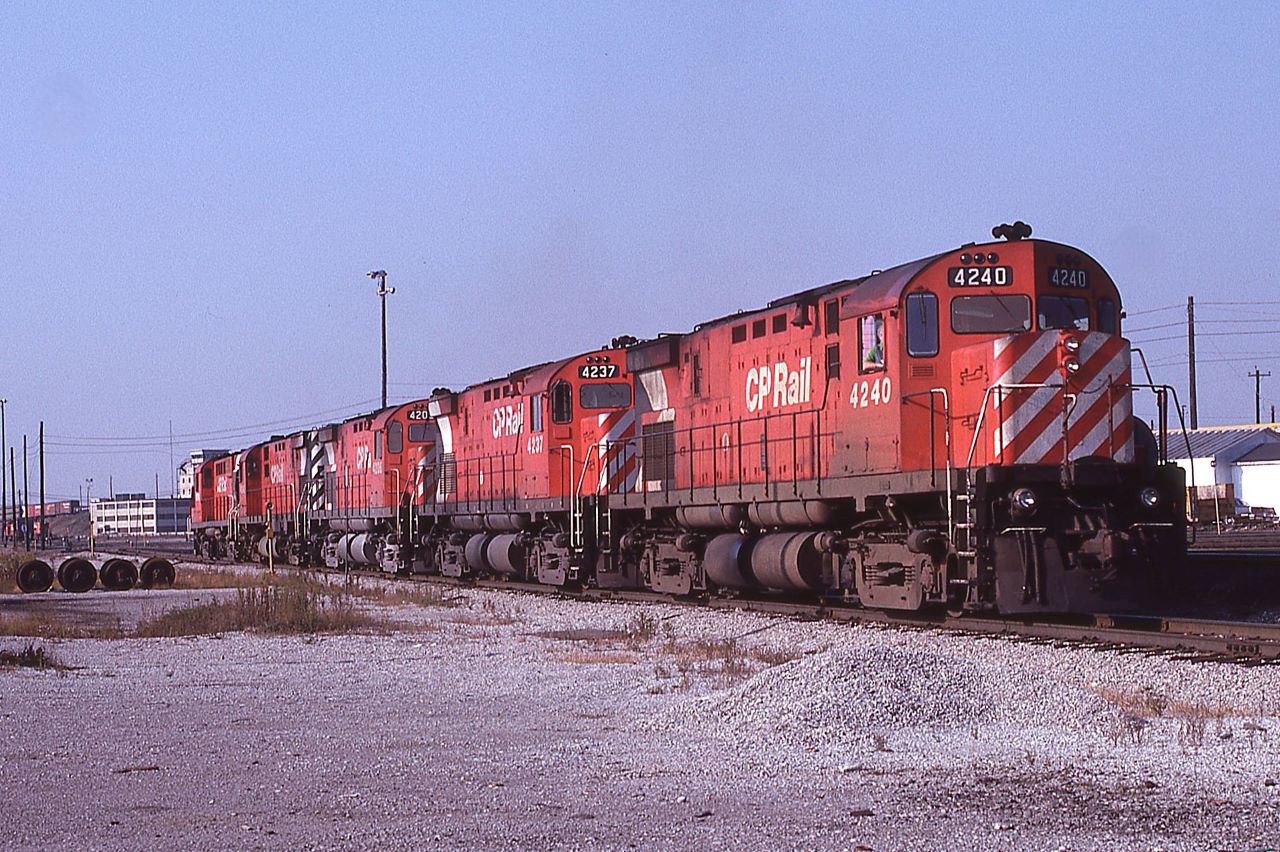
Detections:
1251,367,1271,425
21,435,29,550
38,422,46,550
366,270,395,409
1187,296,1198,429
1,398,7,545
8,448,14,549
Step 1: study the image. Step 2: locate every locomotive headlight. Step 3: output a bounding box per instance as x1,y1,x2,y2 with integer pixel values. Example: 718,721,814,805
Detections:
1063,358,1081,373
1139,486,1161,508
1062,337,1081,353
1012,487,1038,513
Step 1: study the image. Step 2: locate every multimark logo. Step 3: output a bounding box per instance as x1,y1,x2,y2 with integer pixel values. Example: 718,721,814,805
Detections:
745,358,812,413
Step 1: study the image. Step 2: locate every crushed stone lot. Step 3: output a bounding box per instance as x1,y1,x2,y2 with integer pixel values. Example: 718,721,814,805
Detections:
2,568,1280,850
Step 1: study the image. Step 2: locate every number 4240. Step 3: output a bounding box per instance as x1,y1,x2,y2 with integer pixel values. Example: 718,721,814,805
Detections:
849,377,892,408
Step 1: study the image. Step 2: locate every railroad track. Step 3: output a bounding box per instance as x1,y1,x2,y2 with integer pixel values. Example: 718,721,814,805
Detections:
89,540,1280,665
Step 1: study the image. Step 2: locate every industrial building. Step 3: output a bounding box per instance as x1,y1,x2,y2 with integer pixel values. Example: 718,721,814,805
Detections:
89,494,191,536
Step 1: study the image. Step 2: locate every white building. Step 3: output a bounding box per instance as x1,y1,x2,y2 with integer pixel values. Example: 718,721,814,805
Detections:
1236,443,1280,515
1170,425,1280,516
90,494,191,535
178,448,229,499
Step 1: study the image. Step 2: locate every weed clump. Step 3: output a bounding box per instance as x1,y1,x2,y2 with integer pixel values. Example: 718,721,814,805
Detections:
0,551,20,594
0,643,66,670
135,575,388,637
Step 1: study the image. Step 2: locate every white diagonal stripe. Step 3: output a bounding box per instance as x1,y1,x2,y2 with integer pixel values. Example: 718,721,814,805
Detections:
993,333,1059,388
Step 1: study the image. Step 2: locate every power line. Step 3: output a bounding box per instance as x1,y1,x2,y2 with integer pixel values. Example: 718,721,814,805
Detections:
1123,304,1182,317
1132,329,1280,345
47,398,385,444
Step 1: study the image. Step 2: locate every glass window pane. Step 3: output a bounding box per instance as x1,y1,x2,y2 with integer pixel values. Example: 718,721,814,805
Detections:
859,314,885,373
387,422,403,454
551,381,573,423
580,382,632,409
1097,298,1117,334
1038,296,1091,330
905,292,938,357
950,295,1032,334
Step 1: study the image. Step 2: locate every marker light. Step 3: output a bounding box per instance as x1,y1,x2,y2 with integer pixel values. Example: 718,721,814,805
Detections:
1139,486,1161,508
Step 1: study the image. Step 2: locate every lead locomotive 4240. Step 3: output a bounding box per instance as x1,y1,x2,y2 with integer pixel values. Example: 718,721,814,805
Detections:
192,224,1187,614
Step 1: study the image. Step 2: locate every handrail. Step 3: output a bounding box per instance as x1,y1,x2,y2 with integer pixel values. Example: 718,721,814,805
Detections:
902,387,952,539
553,444,576,547
964,381,1064,470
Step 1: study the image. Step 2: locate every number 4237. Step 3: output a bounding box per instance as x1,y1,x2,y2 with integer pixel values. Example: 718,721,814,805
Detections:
849,377,892,408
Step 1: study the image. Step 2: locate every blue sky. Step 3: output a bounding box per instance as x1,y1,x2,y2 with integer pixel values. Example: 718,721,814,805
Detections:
2,1,1277,500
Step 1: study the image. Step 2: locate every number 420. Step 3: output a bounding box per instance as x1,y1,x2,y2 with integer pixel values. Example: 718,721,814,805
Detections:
849,377,892,408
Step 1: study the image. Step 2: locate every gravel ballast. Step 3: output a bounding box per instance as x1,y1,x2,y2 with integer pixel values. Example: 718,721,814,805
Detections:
2,572,1280,850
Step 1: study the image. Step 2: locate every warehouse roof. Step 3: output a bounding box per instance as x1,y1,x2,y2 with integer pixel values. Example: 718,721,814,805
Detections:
1173,425,1280,461
1238,442,1280,463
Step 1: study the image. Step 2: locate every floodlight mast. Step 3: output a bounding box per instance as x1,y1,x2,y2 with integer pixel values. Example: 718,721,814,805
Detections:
367,270,395,409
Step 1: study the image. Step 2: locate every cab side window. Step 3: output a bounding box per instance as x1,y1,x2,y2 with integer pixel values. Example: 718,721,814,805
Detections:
859,314,886,373
905,292,938,357
530,394,544,433
387,421,403,454
551,381,573,424
1098,298,1118,334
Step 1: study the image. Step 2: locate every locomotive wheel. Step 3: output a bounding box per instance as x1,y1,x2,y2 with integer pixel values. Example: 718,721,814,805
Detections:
58,558,98,593
100,558,140,592
140,557,177,589
16,559,55,593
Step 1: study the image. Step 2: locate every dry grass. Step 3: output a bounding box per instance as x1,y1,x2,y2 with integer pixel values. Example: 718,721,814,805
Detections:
135,574,392,637
547,613,805,692
0,612,127,639
0,551,20,594
340,576,460,608
173,566,247,589
0,643,68,670
448,598,521,627
555,650,643,665
1093,685,1270,749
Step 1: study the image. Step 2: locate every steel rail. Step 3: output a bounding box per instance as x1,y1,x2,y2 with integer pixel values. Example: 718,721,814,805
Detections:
97,540,1280,664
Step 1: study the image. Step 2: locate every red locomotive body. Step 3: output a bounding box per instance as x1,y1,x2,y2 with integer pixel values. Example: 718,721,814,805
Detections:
190,226,1186,615
421,348,634,582
599,235,1182,611
190,452,236,556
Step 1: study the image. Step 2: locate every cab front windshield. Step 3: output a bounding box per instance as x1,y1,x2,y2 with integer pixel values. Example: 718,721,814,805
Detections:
1038,296,1091,331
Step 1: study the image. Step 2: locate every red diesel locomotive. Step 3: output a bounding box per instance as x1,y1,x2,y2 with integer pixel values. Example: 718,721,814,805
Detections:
192,225,1186,614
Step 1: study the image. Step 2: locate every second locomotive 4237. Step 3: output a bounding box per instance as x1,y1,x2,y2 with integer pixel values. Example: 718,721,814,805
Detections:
192,224,1187,615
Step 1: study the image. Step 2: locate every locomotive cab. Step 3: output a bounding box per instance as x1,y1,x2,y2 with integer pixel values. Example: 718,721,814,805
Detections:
915,239,1184,613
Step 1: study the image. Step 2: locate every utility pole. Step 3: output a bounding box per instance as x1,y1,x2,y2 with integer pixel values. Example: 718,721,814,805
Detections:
38,422,45,550
86,478,93,555
367,270,395,409
9,448,15,547
1187,296,1198,430
1250,367,1272,425
21,435,28,551
1,398,7,546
